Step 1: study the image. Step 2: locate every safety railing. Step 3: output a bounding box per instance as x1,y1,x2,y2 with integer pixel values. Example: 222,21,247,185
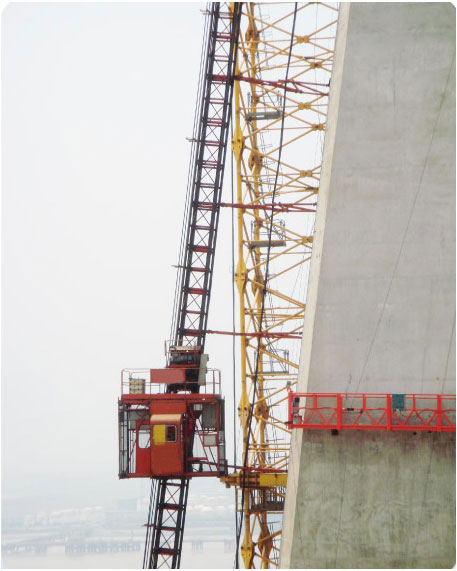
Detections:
288,392,456,432
121,367,221,396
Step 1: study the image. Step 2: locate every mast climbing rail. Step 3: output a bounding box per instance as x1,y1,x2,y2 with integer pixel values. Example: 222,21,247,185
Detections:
170,2,242,350
143,4,242,569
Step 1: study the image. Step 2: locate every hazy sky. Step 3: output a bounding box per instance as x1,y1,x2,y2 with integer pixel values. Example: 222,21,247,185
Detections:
2,0,237,536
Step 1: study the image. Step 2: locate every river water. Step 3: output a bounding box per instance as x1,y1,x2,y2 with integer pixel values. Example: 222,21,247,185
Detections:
3,539,235,569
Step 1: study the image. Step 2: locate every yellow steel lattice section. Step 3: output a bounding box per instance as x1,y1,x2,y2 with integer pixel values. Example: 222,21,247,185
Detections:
229,3,338,568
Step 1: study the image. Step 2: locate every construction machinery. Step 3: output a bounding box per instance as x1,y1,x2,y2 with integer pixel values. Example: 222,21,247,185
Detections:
224,3,338,567
118,2,339,568
118,3,241,568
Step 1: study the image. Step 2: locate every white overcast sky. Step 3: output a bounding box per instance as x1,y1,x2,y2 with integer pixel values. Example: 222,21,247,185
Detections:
2,1,237,520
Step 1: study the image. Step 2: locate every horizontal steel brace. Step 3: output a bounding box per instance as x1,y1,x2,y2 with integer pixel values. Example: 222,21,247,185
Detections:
220,471,287,488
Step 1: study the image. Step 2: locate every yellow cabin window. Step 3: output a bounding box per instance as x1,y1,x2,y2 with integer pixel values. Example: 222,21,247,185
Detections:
153,424,177,444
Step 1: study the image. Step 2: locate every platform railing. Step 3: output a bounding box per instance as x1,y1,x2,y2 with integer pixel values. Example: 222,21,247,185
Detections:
121,367,221,396
288,392,456,432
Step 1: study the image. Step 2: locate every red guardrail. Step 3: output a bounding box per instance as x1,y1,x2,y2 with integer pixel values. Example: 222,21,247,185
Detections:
121,368,221,396
288,392,456,432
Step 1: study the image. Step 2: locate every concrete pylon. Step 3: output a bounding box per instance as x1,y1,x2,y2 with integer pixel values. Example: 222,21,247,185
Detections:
281,3,456,568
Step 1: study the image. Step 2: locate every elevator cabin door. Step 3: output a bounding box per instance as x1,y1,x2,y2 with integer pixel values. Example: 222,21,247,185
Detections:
136,421,152,476
150,414,184,477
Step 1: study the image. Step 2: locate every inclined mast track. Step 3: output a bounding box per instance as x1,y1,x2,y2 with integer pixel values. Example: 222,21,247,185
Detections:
118,3,242,569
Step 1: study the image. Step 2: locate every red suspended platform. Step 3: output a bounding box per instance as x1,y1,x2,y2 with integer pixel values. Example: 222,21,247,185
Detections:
288,392,456,432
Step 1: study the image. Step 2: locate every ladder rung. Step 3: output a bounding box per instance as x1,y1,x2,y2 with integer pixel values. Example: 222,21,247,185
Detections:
181,329,199,337
187,287,205,295
160,503,180,511
213,33,232,40
158,525,181,533
156,547,177,556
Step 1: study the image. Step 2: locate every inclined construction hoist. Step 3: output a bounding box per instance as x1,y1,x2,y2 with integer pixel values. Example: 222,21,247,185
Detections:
117,4,242,568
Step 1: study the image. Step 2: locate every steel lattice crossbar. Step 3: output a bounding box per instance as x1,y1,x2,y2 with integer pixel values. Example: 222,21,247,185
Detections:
288,393,456,432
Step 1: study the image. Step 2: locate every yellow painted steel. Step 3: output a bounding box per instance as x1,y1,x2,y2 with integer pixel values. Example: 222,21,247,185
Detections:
221,472,288,488
152,425,166,445
229,3,338,568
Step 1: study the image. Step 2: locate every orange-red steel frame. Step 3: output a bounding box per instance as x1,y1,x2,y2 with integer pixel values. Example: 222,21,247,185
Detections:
288,392,456,432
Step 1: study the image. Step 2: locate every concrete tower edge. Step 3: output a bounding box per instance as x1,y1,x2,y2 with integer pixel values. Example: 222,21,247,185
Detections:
279,5,351,567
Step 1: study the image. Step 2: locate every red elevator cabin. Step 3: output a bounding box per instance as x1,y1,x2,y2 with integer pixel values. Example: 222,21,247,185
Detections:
118,346,227,479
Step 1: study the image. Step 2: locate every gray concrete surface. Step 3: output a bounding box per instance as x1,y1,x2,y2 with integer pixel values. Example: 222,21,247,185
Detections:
281,3,456,568
288,431,455,569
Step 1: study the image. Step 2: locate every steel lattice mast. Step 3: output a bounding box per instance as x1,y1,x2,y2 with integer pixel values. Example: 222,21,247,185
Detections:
142,3,242,568
221,3,338,567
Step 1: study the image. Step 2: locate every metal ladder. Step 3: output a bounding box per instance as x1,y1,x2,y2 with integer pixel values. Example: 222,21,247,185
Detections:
144,479,190,569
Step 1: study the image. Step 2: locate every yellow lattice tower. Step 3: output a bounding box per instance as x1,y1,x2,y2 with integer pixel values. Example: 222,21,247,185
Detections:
221,3,338,568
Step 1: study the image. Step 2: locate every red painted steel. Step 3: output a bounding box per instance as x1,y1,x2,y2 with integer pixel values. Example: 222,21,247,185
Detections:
149,369,186,385
119,390,226,479
206,329,303,339
212,73,330,95
150,414,184,476
197,201,317,213
121,367,221,397
123,5,243,567
288,392,456,432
